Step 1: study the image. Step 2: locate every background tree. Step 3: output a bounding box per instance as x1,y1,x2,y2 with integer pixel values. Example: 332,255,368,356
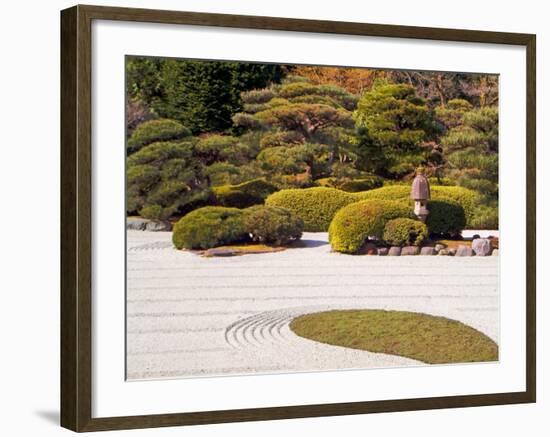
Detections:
440,105,499,200
126,57,286,134
354,83,439,178
232,78,361,186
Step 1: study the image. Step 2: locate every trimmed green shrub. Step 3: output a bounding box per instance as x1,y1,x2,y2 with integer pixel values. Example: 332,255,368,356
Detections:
425,200,466,236
383,218,428,246
127,119,191,153
172,206,248,250
329,200,412,254
430,186,480,225
244,205,304,245
353,185,411,202
213,178,278,208
265,187,355,231
469,205,499,230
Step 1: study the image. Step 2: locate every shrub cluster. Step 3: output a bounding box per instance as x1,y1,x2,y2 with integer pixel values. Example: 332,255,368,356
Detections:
213,178,278,208
328,200,412,254
172,205,303,250
244,205,303,245
265,187,355,231
127,119,191,154
425,200,466,236
383,218,428,246
353,185,479,227
172,207,248,250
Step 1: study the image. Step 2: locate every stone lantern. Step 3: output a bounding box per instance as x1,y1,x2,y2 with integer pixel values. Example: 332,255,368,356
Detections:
411,167,430,222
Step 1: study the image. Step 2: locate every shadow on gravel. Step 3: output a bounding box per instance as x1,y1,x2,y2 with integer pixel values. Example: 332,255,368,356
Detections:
291,239,329,248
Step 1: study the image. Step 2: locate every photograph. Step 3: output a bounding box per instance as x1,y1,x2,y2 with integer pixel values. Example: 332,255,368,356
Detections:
125,57,500,381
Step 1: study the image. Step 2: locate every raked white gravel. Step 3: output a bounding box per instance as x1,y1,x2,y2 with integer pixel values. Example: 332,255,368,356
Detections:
126,231,499,380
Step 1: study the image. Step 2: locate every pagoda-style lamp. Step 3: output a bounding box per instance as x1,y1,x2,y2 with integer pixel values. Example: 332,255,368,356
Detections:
411,167,430,222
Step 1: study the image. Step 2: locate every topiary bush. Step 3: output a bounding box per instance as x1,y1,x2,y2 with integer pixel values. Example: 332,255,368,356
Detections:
329,200,412,254
213,178,278,208
172,206,248,250
430,186,480,226
353,185,411,202
244,205,304,245
383,218,428,246
425,200,467,236
127,119,191,154
265,187,355,231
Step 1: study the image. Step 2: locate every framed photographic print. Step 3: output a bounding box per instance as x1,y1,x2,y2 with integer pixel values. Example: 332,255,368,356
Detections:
60,4,536,432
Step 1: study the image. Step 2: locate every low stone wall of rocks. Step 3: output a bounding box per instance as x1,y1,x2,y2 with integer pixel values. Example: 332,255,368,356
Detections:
370,238,497,257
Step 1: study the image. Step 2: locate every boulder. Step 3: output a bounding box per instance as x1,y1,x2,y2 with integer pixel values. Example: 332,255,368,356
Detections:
448,248,456,256
388,246,401,256
126,217,149,230
438,249,449,256
434,243,446,253
145,220,172,232
377,247,389,256
472,238,492,256
492,249,499,256
361,242,378,255
420,247,435,256
203,248,238,257
401,246,420,256
455,246,474,257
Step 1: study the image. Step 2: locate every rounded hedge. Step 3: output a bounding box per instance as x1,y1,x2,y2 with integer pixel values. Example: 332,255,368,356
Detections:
265,187,355,232
172,207,248,250
213,178,278,208
329,200,412,254
383,218,428,246
244,205,303,246
127,119,191,154
425,200,466,236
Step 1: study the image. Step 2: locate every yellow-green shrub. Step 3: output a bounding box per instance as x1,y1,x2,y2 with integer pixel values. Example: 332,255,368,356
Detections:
329,200,412,254
383,218,428,246
172,206,248,250
265,187,355,231
244,205,303,245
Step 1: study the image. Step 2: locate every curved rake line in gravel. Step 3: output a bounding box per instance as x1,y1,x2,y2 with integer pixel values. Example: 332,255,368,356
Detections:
225,311,298,349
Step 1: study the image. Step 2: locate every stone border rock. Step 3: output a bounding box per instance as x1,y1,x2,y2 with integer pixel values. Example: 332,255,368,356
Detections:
375,237,497,257
126,217,172,232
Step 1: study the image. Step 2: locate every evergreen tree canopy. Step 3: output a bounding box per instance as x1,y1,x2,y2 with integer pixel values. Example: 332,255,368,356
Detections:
126,57,285,134
353,83,438,178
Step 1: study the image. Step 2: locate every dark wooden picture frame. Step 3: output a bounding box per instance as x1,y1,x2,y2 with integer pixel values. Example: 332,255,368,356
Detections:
61,4,536,432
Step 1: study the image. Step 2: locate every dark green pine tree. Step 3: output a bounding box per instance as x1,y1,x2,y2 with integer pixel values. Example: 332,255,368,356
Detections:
126,57,285,134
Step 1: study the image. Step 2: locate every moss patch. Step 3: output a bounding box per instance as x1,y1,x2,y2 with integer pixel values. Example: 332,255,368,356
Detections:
290,309,498,364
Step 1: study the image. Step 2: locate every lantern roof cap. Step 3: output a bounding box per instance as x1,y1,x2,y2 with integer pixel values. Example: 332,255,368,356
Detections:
411,168,430,200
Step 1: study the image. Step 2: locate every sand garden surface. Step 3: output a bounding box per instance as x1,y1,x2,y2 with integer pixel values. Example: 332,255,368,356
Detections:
126,230,499,380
